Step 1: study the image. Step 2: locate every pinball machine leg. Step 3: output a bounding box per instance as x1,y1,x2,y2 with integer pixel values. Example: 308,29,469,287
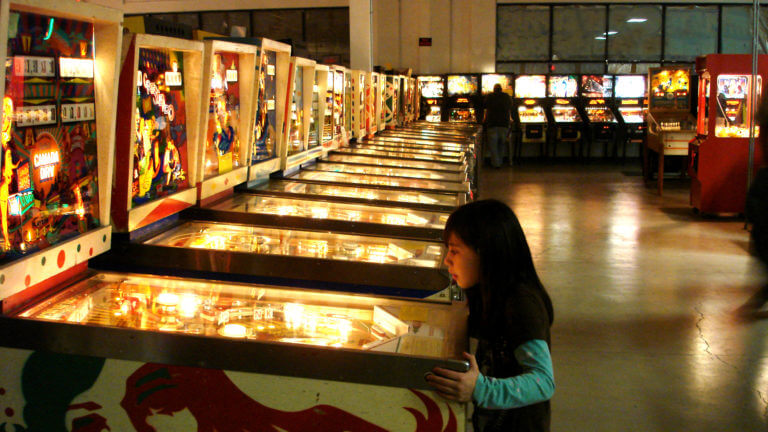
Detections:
657,149,664,195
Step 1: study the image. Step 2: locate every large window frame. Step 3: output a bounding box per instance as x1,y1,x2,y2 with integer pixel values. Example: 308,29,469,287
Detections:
496,3,765,74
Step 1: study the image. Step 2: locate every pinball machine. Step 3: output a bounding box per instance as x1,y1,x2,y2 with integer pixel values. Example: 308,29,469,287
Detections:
378,71,387,132
689,54,766,214
445,74,479,123
366,71,380,138
196,39,258,205
330,65,349,148
350,69,366,141
645,67,695,194
579,74,618,158
281,56,319,171
319,64,337,154
418,75,445,122
235,38,292,184
614,74,648,159
547,74,583,158
384,74,399,129
310,64,329,158
514,74,548,157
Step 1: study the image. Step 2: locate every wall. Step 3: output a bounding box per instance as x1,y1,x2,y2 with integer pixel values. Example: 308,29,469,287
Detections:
372,0,495,74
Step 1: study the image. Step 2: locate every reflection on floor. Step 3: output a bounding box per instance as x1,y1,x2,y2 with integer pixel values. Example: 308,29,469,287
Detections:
479,162,768,431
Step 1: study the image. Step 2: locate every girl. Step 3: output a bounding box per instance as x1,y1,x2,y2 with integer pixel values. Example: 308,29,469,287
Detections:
426,199,555,432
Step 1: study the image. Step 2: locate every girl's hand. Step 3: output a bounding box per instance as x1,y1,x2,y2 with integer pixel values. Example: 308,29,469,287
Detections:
425,352,479,403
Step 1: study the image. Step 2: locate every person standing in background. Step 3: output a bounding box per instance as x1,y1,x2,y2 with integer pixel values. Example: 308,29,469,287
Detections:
483,84,513,168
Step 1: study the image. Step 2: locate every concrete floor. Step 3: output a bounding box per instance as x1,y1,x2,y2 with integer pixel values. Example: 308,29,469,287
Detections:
478,161,768,431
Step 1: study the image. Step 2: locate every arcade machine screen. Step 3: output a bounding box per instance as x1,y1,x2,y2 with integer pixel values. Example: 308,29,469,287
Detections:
580,75,613,98
133,48,191,207
515,75,546,99
446,75,478,97
323,71,333,142
1,11,101,261
287,67,305,156
203,52,241,178
548,75,578,98
650,69,690,110
615,75,646,98
251,51,277,163
481,74,514,96
418,76,444,98
715,74,761,137
334,71,344,137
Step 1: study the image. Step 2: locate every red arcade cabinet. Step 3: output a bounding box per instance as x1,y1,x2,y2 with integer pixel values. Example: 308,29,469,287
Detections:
689,54,766,214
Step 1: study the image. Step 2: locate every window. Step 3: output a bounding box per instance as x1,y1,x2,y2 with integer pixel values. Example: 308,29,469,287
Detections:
552,5,607,61
664,6,718,62
608,5,662,61
497,6,549,61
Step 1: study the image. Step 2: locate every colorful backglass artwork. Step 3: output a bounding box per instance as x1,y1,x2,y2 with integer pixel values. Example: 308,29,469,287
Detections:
251,50,277,163
1,10,100,261
580,75,614,98
204,51,241,178
650,69,689,109
514,75,546,98
615,75,647,99
481,74,514,96
548,75,578,98
446,75,478,97
133,47,190,207
418,76,444,98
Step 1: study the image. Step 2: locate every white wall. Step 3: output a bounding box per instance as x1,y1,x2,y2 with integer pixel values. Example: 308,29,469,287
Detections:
372,0,495,74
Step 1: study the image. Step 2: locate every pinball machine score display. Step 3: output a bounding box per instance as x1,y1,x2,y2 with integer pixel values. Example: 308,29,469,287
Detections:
689,54,766,214
645,67,695,195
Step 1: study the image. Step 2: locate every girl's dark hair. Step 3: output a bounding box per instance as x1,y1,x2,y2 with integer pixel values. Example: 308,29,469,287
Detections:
444,199,553,325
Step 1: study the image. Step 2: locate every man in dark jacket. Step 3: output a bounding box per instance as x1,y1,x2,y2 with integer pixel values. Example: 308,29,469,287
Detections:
483,84,512,168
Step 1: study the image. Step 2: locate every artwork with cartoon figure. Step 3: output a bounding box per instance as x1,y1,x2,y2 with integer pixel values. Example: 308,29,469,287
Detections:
251,50,277,163
0,349,460,432
132,48,189,207
204,51,241,178
0,11,100,262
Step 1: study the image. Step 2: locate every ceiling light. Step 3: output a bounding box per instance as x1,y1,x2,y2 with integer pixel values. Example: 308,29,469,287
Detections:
604,31,618,35
626,18,647,23
595,36,606,40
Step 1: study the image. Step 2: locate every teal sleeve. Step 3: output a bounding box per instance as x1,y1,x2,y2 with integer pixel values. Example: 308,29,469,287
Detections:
472,339,555,409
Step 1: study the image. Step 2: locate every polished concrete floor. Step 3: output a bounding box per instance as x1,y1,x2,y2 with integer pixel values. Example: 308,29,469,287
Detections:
478,161,768,431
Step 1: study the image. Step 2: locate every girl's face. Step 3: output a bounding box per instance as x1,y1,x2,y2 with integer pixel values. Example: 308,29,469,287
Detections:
444,232,481,289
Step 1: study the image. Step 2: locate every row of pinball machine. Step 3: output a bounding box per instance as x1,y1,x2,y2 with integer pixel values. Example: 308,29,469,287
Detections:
0,1,483,430
419,57,765,215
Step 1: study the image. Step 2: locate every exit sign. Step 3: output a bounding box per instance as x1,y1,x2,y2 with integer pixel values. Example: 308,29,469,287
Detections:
419,37,432,47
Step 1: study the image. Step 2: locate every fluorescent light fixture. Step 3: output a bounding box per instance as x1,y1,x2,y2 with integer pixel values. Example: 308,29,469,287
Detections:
627,18,647,23
595,36,606,40
604,31,619,35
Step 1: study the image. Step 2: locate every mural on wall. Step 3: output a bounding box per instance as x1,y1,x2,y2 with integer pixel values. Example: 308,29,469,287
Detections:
0,349,460,432
203,51,241,178
0,11,100,263
132,47,189,207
